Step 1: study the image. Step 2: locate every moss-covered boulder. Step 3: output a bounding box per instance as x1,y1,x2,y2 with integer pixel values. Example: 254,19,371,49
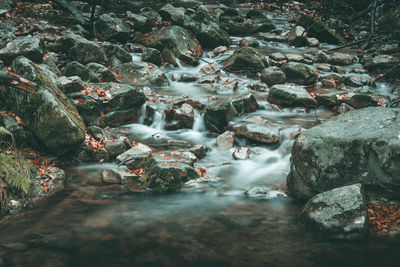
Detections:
298,15,341,44
140,26,202,66
223,46,265,73
95,13,131,42
4,57,85,154
281,62,317,85
268,83,318,108
204,101,237,133
288,107,400,200
196,22,232,49
141,151,199,193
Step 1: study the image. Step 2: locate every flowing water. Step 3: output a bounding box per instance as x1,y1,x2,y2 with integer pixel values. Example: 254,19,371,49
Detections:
1,4,400,267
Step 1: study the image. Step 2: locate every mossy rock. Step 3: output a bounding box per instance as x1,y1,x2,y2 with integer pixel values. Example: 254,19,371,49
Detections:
223,46,265,73
4,56,85,154
380,6,400,40
298,15,341,44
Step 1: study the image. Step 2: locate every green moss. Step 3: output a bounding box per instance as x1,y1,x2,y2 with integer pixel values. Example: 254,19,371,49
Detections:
298,15,341,44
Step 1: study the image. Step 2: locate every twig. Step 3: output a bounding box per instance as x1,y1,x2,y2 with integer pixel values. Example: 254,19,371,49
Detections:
361,0,377,50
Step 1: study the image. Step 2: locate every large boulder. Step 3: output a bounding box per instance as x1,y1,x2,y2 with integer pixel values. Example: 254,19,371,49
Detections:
0,36,46,65
281,62,317,85
298,15,341,44
223,46,265,73
68,82,146,127
230,116,281,144
140,26,202,65
299,184,368,240
268,83,318,108
159,3,186,25
204,101,237,133
195,22,231,49
0,24,15,49
58,33,107,64
95,13,131,42
261,66,286,86
288,107,400,200
113,62,169,88
287,26,308,47
5,57,85,153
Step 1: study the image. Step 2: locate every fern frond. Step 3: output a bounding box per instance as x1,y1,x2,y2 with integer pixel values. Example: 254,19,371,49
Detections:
0,153,32,194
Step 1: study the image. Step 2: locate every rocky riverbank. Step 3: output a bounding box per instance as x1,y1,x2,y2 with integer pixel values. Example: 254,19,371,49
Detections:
1,0,400,247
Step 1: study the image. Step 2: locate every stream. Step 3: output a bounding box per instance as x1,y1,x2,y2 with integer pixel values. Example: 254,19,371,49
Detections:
1,2,400,266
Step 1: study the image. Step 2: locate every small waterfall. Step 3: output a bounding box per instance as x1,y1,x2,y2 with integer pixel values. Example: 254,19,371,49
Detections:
151,111,166,130
138,103,147,124
192,110,206,132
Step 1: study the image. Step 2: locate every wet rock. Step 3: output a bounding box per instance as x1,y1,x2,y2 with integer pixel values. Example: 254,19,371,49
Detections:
87,63,120,83
231,119,281,144
223,46,265,73
316,64,332,72
102,168,138,184
196,21,231,49
268,83,318,108
103,43,132,66
62,61,91,81
298,15,341,44
105,139,127,158
307,37,320,47
285,54,304,62
69,83,146,127
233,146,251,160
87,125,106,140
216,131,235,148
299,184,368,240
342,76,363,88
231,94,259,115
336,103,354,114
116,143,152,169
178,73,198,83
95,13,131,42
213,46,227,56
362,54,400,75
92,147,110,162
204,101,237,133
0,24,15,49
59,76,85,94
126,11,151,32
141,26,202,65
320,72,342,81
245,186,286,199
59,33,107,64
315,50,328,62
270,52,286,61
327,53,356,66
288,107,400,200
187,144,208,159
114,62,169,88
282,62,317,86
0,36,46,65
142,47,162,66
288,26,307,47
261,66,286,86
159,3,186,25
258,32,287,43
200,62,220,74
140,151,199,192
5,57,85,153
332,65,346,74
174,103,195,128
321,79,336,88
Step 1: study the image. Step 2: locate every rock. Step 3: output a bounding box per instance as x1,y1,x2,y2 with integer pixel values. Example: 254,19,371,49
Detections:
87,62,121,83
298,15,341,44
320,72,342,81
126,11,151,31
141,26,202,65
114,61,169,88
315,50,328,62
231,94,259,115
0,36,46,65
103,43,132,66
216,131,235,148
245,186,286,199
285,54,304,62
363,54,400,75
105,139,127,158
261,66,286,86
174,103,195,128
327,53,356,66
95,13,131,42
307,37,320,47
5,57,85,153
288,107,400,200
87,125,106,140
288,26,308,47
159,3,186,25
59,76,85,94
92,147,110,162
0,24,15,49
59,33,107,64
62,61,91,81
231,118,281,144
196,22,231,49
141,151,199,192
223,46,265,73
116,143,152,169
187,144,208,159
342,76,363,88
233,146,251,160
281,62,317,85
270,52,286,61
268,83,318,108
200,62,220,74
142,47,162,66
321,78,336,88
69,83,146,126
204,101,237,133
102,168,138,184
213,46,227,56
332,65,346,74
258,32,287,43
299,184,368,240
